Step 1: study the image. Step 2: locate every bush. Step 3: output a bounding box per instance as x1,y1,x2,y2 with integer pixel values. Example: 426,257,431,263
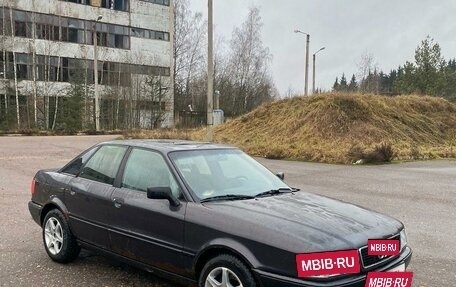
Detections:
264,148,285,160
347,145,366,162
364,143,396,163
348,143,396,164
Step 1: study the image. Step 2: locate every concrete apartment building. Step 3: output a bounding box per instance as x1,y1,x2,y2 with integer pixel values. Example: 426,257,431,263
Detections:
0,0,174,128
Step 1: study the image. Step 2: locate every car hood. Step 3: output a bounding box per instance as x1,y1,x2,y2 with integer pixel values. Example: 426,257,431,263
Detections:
202,191,403,253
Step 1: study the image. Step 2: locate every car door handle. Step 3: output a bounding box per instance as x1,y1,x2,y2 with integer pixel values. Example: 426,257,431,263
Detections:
113,198,124,208
69,187,78,196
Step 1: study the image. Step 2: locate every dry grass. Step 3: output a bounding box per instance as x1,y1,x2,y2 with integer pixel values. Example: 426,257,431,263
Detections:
124,93,456,164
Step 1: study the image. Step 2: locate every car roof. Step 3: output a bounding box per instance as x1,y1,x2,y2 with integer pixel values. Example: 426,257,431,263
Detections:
100,139,237,153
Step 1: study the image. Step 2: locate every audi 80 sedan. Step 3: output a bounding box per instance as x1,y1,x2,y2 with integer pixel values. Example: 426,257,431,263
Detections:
28,140,412,287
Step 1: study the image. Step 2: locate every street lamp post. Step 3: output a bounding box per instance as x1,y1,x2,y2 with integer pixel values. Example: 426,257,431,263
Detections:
312,47,325,94
294,30,310,96
207,0,214,141
93,15,102,132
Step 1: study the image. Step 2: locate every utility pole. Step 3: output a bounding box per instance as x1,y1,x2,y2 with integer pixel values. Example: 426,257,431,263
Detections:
93,15,102,131
312,47,325,94
207,0,214,141
294,30,310,96
305,34,310,96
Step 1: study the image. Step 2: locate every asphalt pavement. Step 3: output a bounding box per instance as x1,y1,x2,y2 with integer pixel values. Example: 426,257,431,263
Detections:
0,135,454,286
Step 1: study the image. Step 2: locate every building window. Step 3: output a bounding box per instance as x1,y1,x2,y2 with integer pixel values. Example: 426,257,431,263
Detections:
14,21,27,37
139,0,170,6
60,0,92,5
114,0,129,11
5,8,170,48
96,31,108,47
61,0,130,11
92,21,130,49
65,0,91,4
114,34,124,49
62,18,85,44
15,54,29,80
131,27,170,42
2,51,169,86
101,0,129,12
131,27,146,38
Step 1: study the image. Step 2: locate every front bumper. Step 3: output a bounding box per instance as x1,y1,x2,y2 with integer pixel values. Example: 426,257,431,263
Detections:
254,246,412,287
28,201,42,226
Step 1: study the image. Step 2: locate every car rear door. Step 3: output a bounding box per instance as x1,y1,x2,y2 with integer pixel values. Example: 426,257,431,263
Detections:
66,145,128,249
108,148,188,275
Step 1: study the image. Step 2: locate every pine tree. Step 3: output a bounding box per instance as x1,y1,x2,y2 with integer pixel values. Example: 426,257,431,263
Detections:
333,77,340,92
58,65,85,133
339,74,348,91
413,36,446,95
348,74,358,92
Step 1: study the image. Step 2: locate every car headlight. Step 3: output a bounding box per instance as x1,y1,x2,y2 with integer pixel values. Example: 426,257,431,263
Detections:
400,228,408,251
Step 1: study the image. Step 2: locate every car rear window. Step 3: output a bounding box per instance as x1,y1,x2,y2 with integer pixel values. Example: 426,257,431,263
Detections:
61,146,98,176
79,145,127,185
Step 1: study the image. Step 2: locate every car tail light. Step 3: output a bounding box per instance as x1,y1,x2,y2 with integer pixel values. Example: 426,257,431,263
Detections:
31,179,36,196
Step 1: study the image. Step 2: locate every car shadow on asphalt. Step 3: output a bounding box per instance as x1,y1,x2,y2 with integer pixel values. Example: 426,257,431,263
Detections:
74,249,182,287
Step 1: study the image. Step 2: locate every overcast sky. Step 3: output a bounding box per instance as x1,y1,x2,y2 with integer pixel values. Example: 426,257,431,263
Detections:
190,0,456,96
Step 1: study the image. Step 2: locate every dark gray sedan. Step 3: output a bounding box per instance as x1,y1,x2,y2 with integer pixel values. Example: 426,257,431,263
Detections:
28,140,412,287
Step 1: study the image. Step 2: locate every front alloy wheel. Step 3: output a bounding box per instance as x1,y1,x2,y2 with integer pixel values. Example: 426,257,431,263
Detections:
199,254,256,287
205,267,243,287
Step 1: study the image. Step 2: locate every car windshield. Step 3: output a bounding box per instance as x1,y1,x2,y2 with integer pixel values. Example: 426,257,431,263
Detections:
169,149,290,201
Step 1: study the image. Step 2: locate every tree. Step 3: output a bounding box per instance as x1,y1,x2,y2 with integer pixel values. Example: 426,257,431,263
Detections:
332,77,339,91
348,74,358,92
357,53,377,85
332,37,455,100
394,62,416,94
225,6,275,115
8,4,20,129
173,0,206,112
339,74,348,91
145,75,169,128
57,66,85,133
395,36,446,96
1,4,8,126
442,59,456,101
413,36,446,95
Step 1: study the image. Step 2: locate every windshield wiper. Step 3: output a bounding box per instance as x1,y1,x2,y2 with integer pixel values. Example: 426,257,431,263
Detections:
200,194,255,203
255,188,299,198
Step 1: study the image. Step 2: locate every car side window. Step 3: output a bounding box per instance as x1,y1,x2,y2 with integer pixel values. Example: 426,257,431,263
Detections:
122,149,183,199
61,146,98,176
79,145,127,185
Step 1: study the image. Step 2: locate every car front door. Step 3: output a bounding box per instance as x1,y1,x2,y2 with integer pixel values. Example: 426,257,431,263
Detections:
66,145,127,249
108,148,188,275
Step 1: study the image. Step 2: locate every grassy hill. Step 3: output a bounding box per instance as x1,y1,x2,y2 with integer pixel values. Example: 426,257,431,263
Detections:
126,93,456,164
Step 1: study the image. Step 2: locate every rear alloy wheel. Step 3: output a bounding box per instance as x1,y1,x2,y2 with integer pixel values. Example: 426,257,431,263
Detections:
42,209,80,263
44,217,63,255
199,254,257,287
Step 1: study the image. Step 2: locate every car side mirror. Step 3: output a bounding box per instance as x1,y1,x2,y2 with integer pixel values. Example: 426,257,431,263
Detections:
147,187,181,207
276,172,285,180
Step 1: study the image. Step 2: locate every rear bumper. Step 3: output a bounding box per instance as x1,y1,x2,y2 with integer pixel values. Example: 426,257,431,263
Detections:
28,201,42,226
254,247,412,287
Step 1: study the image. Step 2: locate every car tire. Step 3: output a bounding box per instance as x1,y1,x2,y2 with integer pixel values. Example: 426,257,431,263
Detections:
199,254,257,287
42,209,80,263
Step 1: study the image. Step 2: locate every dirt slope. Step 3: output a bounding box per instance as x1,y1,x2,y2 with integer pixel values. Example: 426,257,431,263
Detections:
210,93,456,163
